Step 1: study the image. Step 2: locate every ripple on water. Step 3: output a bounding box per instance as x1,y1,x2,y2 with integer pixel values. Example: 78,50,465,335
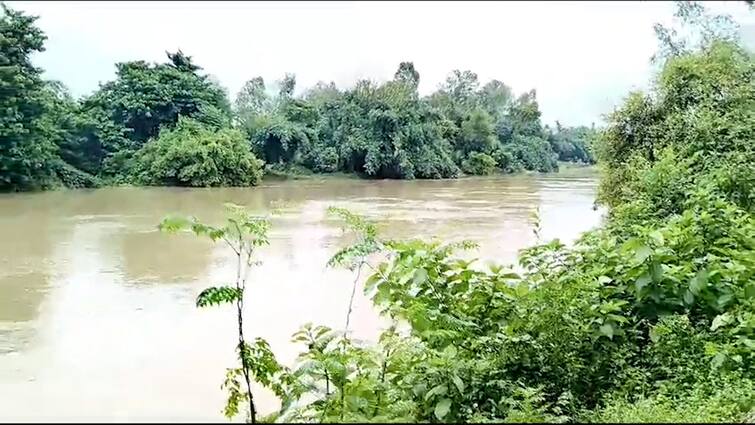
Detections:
0,170,603,421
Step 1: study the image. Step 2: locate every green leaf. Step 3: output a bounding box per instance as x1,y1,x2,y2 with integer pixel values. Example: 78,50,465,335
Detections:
717,293,733,308
683,290,694,305
599,323,614,339
443,345,457,358
412,383,427,398
650,262,663,282
399,270,415,285
413,268,428,286
425,384,448,401
635,274,652,292
196,286,242,308
711,352,726,369
597,275,612,285
434,398,452,420
649,327,660,343
744,283,755,299
451,374,465,394
364,272,382,293
649,230,665,245
711,313,732,331
158,215,192,233
688,269,708,295
634,245,652,263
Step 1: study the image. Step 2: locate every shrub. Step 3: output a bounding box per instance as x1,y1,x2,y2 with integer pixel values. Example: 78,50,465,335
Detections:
461,151,497,175
54,159,101,188
131,118,263,187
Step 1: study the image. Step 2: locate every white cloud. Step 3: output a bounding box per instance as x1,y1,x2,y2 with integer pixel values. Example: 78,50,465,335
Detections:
8,0,754,126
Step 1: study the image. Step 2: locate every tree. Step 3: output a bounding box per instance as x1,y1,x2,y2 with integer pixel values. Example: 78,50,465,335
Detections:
440,69,480,108
598,39,754,217
479,79,513,120
651,0,740,63
0,4,59,190
459,108,498,155
166,48,202,73
160,205,287,423
394,61,420,90
130,117,263,187
509,89,543,137
82,50,232,177
547,124,597,164
303,81,340,106
277,73,296,100
235,77,270,120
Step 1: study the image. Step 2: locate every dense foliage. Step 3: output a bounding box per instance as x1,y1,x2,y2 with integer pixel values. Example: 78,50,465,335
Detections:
131,118,262,187
0,2,595,191
158,2,753,423
0,3,60,190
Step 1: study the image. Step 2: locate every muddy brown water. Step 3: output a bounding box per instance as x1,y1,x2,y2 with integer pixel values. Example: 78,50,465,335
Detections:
0,168,602,422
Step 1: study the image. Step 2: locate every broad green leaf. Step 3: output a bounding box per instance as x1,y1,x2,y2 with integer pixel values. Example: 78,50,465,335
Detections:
711,352,726,369
599,323,614,339
425,384,448,401
688,269,708,295
412,383,427,397
683,290,694,305
597,275,612,285
711,313,732,331
413,268,428,285
443,345,458,357
635,274,652,292
363,273,382,294
744,283,755,299
650,262,663,282
451,374,465,394
634,245,652,263
716,293,734,308
399,270,415,285
649,230,665,245
649,327,660,343
434,398,452,420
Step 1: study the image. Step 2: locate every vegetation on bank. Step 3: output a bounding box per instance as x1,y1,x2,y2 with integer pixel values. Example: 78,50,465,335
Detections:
1,2,596,192
156,1,754,423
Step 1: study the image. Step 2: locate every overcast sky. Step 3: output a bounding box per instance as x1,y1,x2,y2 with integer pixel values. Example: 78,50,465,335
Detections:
7,1,755,127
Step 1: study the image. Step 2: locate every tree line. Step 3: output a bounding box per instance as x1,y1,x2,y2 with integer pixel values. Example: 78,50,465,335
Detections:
159,1,755,423
0,2,596,192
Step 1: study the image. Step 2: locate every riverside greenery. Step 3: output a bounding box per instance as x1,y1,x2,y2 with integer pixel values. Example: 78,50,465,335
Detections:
1,2,596,192
158,2,754,422
5,0,753,422
158,3,755,422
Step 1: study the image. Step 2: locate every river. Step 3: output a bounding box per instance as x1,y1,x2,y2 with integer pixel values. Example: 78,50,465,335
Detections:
0,167,602,422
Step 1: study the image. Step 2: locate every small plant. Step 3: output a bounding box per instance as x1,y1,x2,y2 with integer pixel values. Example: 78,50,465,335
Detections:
325,206,383,337
159,203,284,423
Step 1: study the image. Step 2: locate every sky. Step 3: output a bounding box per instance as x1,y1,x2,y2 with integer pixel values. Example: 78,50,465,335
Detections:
7,1,755,127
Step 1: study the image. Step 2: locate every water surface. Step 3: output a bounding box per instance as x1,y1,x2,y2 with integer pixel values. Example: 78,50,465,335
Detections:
0,168,601,422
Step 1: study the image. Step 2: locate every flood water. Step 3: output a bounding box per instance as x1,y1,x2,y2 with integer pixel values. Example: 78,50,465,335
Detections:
0,168,602,422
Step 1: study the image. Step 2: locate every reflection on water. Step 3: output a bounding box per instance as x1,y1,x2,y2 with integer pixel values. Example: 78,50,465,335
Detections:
0,168,602,422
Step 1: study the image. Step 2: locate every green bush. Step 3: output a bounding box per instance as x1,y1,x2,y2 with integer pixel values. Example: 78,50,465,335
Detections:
255,26,755,425
53,159,101,188
507,135,558,172
590,375,755,423
302,145,339,173
130,118,263,187
460,151,496,175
